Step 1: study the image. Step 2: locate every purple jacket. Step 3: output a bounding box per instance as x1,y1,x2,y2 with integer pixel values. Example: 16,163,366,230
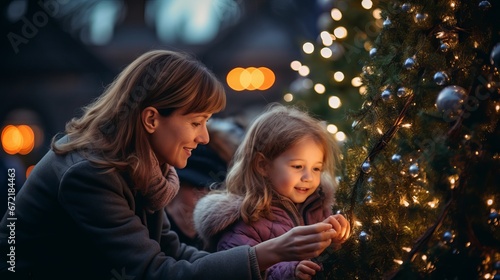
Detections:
194,184,335,280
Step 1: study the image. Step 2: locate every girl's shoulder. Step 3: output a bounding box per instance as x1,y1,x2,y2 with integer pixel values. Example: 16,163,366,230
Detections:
193,192,244,241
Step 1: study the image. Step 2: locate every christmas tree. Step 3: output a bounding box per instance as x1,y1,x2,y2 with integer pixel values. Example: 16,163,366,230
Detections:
310,0,500,279
284,0,382,138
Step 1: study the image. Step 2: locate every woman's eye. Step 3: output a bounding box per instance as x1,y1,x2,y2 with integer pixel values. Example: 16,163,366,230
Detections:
192,122,201,127
292,165,302,169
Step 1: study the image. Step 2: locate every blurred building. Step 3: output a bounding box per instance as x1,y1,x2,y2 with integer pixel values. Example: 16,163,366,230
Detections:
0,0,319,179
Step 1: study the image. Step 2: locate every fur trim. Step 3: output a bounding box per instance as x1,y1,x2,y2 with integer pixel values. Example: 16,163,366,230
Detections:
193,192,243,242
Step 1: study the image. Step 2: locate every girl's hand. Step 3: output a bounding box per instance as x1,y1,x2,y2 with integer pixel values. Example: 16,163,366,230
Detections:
295,260,321,280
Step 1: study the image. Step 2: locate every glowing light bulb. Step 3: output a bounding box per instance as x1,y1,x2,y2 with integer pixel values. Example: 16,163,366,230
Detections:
335,131,346,142
328,96,341,108
330,8,342,21
283,93,293,102
333,27,348,39
302,42,314,54
327,124,338,134
290,60,302,71
314,83,326,94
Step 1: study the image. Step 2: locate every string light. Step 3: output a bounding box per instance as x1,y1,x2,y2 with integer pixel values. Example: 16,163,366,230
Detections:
298,65,310,76
283,93,293,102
330,8,342,21
290,60,301,71
314,83,326,94
333,27,348,39
321,47,333,58
302,42,314,54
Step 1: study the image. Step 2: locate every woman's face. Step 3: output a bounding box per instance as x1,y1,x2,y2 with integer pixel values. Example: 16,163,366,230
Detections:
148,108,212,168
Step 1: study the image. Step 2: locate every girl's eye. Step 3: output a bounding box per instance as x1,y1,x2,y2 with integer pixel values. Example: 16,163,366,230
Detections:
314,167,323,172
292,165,302,169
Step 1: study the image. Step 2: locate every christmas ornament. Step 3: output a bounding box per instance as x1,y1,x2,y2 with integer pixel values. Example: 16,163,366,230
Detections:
435,85,467,119
409,163,419,177
401,3,413,13
478,1,492,10
361,161,371,173
369,48,377,58
489,211,499,225
440,43,450,52
404,57,416,70
383,17,392,28
381,89,392,101
443,231,453,243
433,71,450,86
397,87,411,97
414,13,428,24
491,43,500,68
359,231,369,242
391,154,402,163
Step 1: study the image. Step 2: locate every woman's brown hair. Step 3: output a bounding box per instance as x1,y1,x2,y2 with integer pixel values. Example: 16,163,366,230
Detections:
52,50,226,192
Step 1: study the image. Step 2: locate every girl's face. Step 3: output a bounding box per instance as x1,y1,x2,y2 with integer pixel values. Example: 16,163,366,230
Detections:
265,137,324,203
149,108,211,168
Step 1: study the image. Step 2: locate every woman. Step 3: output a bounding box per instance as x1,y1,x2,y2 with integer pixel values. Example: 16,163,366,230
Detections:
0,50,339,280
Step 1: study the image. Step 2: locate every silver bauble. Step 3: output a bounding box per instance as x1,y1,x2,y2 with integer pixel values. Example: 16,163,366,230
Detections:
433,71,450,86
436,85,467,119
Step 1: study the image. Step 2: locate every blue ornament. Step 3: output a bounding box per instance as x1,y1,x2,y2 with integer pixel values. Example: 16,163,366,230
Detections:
404,57,416,70
491,43,500,68
433,71,450,86
397,87,411,97
391,154,402,163
381,89,392,101
359,231,369,242
409,163,419,177
401,3,412,13
443,231,453,242
361,161,371,173
369,48,377,58
436,85,467,119
479,1,492,10
383,18,392,28
440,43,450,52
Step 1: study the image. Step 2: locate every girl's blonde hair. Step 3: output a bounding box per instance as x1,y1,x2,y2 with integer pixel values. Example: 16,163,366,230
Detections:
225,103,339,223
52,50,226,192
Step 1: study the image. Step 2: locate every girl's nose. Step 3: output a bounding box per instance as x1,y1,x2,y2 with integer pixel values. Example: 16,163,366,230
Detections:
301,169,313,182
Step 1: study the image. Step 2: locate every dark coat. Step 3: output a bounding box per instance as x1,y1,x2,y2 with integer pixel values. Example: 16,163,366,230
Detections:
194,185,335,280
0,139,261,280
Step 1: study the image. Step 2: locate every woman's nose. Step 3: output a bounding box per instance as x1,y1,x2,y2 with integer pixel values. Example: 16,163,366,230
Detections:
196,126,210,145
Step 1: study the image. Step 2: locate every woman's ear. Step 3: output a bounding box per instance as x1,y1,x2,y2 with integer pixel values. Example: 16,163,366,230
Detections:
141,107,159,134
254,152,269,177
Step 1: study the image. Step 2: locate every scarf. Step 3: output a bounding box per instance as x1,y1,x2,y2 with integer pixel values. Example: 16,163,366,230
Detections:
141,152,180,213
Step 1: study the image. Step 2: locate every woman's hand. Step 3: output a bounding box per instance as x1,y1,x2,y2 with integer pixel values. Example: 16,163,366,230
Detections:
295,260,321,280
254,222,337,270
323,214,351,244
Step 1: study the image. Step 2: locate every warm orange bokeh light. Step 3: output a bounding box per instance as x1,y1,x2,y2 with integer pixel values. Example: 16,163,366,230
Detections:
1,124,35,155
226,67,275,91
26,164,35,179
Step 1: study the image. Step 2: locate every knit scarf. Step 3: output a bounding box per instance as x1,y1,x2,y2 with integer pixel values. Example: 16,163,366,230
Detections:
141,152,180,213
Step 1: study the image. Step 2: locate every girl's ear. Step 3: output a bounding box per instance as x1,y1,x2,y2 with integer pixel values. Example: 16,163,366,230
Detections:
141,106,160,134
254,152,269,177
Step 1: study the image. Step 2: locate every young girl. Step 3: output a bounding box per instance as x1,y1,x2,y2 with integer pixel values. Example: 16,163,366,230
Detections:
194,103,351,279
